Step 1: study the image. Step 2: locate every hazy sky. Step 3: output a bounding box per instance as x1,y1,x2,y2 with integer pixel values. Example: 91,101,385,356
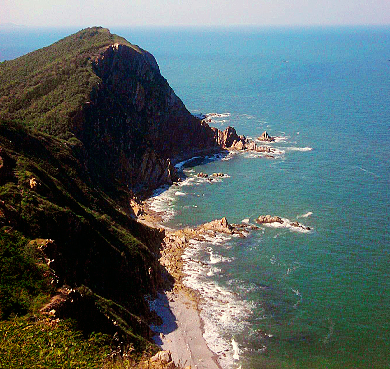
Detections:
1,0,390,27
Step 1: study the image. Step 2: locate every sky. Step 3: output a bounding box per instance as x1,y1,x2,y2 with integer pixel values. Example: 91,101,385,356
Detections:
1,0,389,28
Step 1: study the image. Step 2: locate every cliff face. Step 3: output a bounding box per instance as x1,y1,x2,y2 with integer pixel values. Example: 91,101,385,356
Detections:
0,27,245,195
0,27,250,362
75,41,218,192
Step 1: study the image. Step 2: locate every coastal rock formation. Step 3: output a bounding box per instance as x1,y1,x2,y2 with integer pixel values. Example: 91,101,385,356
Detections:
256,215,311,231
213,126,248,150
0,27,280,195
0,27,220,195
159,217,252,284
202,217,234,234
258,131,275,142
197,172,208,178
291,221,311,231
0,27,283,366
256,215,283,224
137,150,178,189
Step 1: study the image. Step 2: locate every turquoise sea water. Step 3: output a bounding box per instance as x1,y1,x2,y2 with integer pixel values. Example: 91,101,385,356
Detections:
2,26,389,368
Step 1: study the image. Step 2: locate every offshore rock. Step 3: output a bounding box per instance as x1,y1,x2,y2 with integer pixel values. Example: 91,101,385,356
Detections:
258,131,275,142
197,172,208,178
256,215,283,224
213,126,248,150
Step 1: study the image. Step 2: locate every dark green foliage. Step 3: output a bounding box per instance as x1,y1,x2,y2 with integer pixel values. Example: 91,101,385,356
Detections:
0,231,53,319
0,119,163,361
0,27,182,365
0,27,139,135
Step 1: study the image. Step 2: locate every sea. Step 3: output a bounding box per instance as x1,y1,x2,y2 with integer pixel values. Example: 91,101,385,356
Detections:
1,26,389,369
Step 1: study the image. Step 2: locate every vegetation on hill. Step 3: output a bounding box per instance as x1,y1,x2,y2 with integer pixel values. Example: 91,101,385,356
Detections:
0,119,167,366
0,26,213,367
0,27,140,135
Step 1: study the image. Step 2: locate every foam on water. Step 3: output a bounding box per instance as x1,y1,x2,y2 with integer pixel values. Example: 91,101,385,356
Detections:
182,235,253,369
286,146,313,152
174,191,186,196
261,217,312,233
174,156,203,170
205,112,231,118
297,211,313,218
273,135,289,143
148,186,177,221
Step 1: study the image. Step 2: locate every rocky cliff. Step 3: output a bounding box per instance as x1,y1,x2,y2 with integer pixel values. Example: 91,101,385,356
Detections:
77,39,222,193
0,27,251,365
0,27,252,196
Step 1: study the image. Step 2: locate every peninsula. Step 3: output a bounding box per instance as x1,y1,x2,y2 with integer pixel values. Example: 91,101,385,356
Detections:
0,27,265,368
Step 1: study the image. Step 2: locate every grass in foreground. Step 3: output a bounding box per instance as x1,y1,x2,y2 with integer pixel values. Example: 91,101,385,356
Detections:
0,317,111,368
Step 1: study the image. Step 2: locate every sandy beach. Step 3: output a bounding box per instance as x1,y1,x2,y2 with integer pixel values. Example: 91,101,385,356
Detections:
150,290,221,369
136,200,223,369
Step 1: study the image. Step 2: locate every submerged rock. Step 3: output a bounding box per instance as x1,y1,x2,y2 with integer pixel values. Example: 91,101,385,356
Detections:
291,221,311,231
197,172,208,178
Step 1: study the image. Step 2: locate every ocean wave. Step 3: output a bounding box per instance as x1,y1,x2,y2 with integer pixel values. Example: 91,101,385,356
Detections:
260,217,312,233
205,112,231,118
174,156,203,170
273,135,289,143
202,112,232,125
297,211,313,218
287,147,313,152
242,147,285,160
177,177,196,187
182,236,253,369
147,189,177,221
174,191,186,196
222,151,235,161
354,166,381,178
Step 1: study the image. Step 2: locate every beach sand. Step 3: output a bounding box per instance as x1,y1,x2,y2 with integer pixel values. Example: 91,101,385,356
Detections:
151,290,221,369
137,201,222,369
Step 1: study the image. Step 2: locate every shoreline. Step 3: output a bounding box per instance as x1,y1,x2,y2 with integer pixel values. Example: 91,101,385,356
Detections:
137,192,261,369
137,199,224,369
135,147,312,369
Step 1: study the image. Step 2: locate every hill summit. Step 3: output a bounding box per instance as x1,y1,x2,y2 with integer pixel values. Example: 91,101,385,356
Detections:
0,27,250,366
0,27,227,194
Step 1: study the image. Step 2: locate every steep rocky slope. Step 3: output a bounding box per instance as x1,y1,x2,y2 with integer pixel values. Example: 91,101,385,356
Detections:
0,27,236,195
0,27,250,365
0,121,165,352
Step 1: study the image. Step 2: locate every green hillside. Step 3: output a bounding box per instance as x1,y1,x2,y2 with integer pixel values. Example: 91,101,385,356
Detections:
0,26,217,367
0,119,163,366
0,27,141,135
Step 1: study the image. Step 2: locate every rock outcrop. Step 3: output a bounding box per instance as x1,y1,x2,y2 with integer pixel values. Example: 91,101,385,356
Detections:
202,217,234,234
256,215,283,224
0,27,279,196
256,215,311,231
77,37,220,193
258,131,275,142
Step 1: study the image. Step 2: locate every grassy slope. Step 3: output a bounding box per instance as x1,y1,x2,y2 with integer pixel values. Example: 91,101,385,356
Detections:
0,28,181,367
0,120,164,366
0,27,140,136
